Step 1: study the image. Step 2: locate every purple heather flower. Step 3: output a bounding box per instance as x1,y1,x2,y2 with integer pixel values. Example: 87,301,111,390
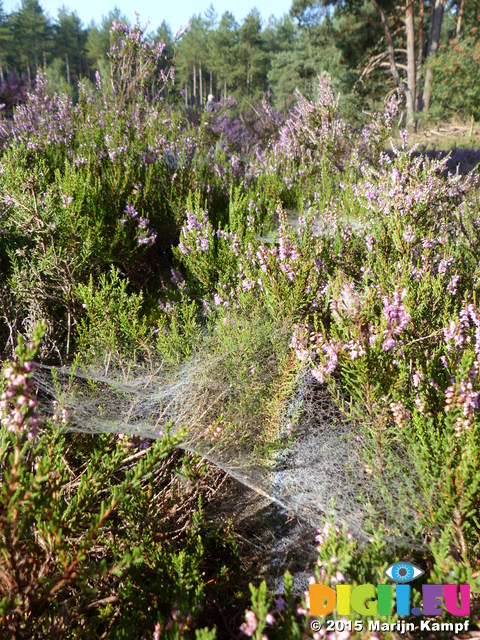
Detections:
382,335,397,352
382,289,410,335
403,225,415,242
447,274,460,295
124,204,138,219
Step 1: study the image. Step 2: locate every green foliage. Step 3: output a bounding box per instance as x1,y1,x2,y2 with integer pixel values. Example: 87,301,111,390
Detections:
9,0,51,83
0,329,243,638
156,293,201,366
430,27,480,120
76,267,153,365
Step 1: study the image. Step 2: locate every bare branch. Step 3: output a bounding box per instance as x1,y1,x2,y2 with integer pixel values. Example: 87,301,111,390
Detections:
369,0,401,85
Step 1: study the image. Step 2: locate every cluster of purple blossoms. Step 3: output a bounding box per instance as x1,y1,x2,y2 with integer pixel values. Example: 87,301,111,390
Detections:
444,372,479,436
443,306,474,355
240,606,275,637
441,305,480,435
315,521,334,547
240,610,262,638
403,225,415,243
345,339,366,360
179,208,212,254
0,357,38,438
354,143,477,231
209,220,324,312
250,72,350,185
315,521,354,549
109,19,171,105
52,400,69,426
313,523,354,592
277,229,300,282
290,324,314,363
291,325,365,383
390,229,462,284
216,228,239,256
0,72,73,149
437,256,453,276
120,203,157,247
467,304,480,361
311,339,341,383
381,289,410,351
358,91,402,155
169,268,184,285
446,274,460,295
60,193,73,208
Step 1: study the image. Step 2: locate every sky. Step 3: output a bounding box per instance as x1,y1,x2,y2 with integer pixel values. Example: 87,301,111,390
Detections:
2,1,293,31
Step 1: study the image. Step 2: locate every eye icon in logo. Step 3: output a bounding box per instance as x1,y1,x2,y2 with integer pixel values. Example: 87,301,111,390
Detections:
385,562,424,583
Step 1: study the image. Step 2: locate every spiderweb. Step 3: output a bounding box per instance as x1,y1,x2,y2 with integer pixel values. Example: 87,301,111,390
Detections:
34,331,422,551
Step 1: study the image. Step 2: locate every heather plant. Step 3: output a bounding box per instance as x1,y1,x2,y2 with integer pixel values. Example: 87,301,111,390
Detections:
108,18,175,110
286,143,480,575
163,104,480,633
0,21,238,357
357,92,404,162
0,326,246,638
0,152,96,358
76,267,154,366
230,189,480,640
247,73,353,207
245,76,405,215
0,72,74,150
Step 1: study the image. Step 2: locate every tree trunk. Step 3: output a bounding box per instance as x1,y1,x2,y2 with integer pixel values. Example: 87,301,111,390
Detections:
224,79,226,101
65,51,71,86
406,0,416,129
423,0,447,112
456,0,465,36
370,0,401,85
210,70,212,94
199,60,203,104
184,82,187,107
416,0,425,110
193,62,196,103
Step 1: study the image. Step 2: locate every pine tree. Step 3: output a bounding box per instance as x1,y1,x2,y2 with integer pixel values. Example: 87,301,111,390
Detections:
10,0,51,84
53,9,87,88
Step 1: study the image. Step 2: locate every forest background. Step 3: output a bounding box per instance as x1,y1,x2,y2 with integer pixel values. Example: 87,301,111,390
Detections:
0,0,479,128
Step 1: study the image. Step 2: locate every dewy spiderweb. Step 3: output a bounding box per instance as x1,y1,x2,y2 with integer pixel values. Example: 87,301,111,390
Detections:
34,338,422,548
